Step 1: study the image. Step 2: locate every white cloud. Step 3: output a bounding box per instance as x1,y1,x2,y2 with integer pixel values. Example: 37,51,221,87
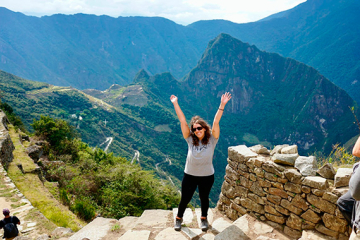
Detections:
0,0,306,25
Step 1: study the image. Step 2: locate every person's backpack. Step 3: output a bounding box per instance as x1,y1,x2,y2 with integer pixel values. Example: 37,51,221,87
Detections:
3,217,18,238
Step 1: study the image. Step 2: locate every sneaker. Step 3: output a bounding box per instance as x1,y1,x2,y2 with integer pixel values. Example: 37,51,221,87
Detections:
174,217,182,231
201,217,209,231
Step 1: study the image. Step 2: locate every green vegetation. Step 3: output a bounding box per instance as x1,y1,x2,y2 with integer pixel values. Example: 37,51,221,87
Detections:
7,125,85,231
32,115,180,220
314,144,357,169
0,100,26,132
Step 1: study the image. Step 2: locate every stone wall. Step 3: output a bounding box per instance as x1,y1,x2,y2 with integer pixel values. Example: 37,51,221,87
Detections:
0,110,14,169
217,144,351,240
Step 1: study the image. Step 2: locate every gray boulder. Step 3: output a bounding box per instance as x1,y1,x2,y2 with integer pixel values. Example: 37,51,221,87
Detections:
294,156,318,176
272,153,299,166
26,145,43,162
334,168,353,188
317,163,336,179
270,144,289,156
249,144,270,155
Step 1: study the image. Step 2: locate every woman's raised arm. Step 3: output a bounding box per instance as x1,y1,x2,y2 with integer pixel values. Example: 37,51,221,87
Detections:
170,95,190,139
212,92,232,139
353,136,360,157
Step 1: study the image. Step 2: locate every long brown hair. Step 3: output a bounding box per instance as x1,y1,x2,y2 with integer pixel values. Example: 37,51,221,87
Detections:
190,116,211,146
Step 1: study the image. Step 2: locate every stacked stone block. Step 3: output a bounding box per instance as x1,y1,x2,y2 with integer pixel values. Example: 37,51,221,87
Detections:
217,144,350,240
0,110,14,170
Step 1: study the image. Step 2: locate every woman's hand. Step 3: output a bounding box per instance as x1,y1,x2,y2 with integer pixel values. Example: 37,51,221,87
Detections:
170,95,178,104
221,92,232,105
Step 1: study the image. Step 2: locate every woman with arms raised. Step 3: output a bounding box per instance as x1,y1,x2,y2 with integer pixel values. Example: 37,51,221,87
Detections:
170,92,232,232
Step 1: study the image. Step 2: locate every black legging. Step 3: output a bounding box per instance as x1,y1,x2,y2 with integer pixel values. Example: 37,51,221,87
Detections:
177,173,214,218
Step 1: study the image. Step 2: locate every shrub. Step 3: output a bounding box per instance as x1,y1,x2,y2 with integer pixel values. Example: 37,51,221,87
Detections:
70,197,96,221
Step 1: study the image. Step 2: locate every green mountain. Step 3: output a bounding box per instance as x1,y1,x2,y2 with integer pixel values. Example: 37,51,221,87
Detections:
0,33,358,206
0,8,200,89
1,0,359,104
188,0,360,104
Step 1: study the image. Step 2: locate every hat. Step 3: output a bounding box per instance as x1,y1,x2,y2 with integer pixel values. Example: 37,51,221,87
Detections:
3,209,10,215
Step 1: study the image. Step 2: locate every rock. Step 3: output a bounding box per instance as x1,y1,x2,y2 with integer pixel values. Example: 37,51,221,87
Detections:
230,202,247,215
272,154,299,166
302,176,329,190
225,165,239,181
225,207,238,221
286,213,302,231
214,225,250,240
322,213,348,233
26,145,43,162
14,237,31,240
200,234,216,240
228,145,258,163
269,188,288,199
307,194,337,215
270,144,289,156
284,169,302,184
0,125,15,169
315,224,339,238
267,194,282,205
181,227,203,239
155,228,187,240
118,216,138,231
253,221,273,235
275,205,290,216
284,182,302,194
68,217,113,240
299,230,332,240
262,161,285,175
135,209,171,228
19,133,30,142
248,181,264,197
322,192,339,204
280,199,302,215
317,163,336,179
294,156,318,176
119,230,151,240
264,213,286,224
239,198,265,214
283,226,302,239
250,145,270,155
51,227,73,238
211,218,232,234
334,168,353,188
291,194,308,211
233,215,250,234
35,235,50,240
281,145,298,154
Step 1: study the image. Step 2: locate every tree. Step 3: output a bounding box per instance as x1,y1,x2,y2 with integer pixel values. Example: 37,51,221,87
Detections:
32,115,78,147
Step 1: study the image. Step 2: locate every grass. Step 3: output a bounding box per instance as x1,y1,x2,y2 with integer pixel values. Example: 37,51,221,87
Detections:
7,124,86,232
111,223,121,232
11,202,27,208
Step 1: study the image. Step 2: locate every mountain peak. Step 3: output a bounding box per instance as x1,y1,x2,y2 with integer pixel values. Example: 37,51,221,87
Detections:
133,69,151,84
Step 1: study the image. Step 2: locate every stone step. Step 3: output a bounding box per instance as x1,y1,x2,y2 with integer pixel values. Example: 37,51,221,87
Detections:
68,217,116,240
118,216,139,231
118,230,151,240
134,209,172,229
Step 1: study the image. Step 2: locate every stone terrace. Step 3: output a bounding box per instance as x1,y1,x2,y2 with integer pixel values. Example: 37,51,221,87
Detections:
217,144,352,240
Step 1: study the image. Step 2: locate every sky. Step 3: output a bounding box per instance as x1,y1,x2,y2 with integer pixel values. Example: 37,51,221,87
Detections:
0,0,306,25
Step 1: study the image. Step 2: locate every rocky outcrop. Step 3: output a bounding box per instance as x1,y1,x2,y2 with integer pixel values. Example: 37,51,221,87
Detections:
217,144,352,240
0,110,14,170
